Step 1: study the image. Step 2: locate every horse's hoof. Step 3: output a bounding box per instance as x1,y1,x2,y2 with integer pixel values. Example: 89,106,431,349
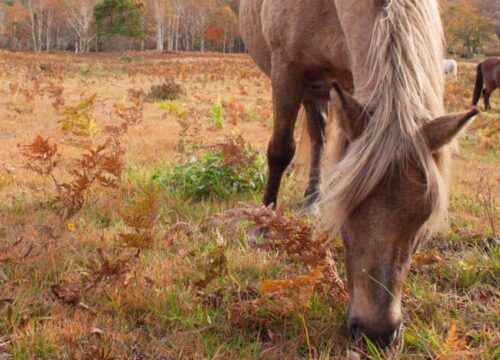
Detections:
298,195,319,216
246,226,270,246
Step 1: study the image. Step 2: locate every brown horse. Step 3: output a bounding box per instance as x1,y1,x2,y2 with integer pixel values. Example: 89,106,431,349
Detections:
472,57,500,110
240,0,478,346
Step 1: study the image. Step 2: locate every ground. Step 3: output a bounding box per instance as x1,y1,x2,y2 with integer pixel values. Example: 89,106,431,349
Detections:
0,51,498,359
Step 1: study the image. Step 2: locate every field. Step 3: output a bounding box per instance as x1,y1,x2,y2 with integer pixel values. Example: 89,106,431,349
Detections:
0,50,498,359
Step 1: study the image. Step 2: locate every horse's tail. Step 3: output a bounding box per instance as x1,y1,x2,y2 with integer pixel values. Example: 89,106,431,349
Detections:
294,102,329,183
295,106,311,183
472,62,483,106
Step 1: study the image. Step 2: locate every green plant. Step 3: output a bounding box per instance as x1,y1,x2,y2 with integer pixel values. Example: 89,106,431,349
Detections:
211,97,224,129
157,100,188,119
94,0,146,40
59,94,100,141
152,138,265,200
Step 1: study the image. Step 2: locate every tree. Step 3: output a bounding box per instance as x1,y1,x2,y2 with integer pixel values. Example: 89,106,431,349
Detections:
193,0,215,52
217,4,238,52
147,0,168,51
62,0,98,52
442,0,494,57
0,2,6,46
26,0,46,52
94,0,145,40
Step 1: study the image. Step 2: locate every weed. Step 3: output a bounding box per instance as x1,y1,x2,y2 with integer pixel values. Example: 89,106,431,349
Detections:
59,94,100,143
157,100,188,119
117,185,161,249
147,81,183,101
176,115,202,155
19,136,60,176
211,97,224,129
53,139,124,219
154,137,266,200
475,172,498,237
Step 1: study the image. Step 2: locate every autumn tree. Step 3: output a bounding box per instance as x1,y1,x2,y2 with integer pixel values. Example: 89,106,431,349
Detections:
442,0,494,57
193,0,215,52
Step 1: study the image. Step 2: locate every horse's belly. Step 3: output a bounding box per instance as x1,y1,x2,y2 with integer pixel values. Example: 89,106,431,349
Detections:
240,0,272,76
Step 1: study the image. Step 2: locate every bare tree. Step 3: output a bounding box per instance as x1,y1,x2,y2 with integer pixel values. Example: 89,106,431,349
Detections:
149,0,168,51
62,0,97,52
0,3,6,47
26,0,45,52
193,0,215,52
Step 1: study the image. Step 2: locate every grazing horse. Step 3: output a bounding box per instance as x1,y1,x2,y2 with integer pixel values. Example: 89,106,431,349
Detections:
240,0,478,346
472,57,500,110
442,59,458,81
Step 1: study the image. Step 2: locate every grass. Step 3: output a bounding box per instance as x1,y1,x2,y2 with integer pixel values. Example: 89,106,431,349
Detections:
0,50,498,359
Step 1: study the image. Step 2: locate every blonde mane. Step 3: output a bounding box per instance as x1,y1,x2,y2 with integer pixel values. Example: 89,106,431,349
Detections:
320,0,449,238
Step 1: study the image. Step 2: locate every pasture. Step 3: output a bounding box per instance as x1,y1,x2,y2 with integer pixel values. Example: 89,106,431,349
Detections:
0,51,498,359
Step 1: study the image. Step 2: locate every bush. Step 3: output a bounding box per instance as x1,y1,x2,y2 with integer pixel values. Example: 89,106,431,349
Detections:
147,81,183,101
152,139,266,200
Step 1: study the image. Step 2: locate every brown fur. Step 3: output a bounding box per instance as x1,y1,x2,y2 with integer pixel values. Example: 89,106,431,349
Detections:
240,0,478,346
472,57,500,110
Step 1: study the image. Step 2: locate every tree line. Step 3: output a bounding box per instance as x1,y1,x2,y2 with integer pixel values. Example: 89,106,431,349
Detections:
0,0,497,55
0,0,241,53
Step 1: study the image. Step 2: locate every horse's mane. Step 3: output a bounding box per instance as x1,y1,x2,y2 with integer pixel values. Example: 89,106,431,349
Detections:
320,0,449,238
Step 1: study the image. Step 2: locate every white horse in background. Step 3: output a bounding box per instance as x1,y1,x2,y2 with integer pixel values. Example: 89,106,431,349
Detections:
442,59,458,81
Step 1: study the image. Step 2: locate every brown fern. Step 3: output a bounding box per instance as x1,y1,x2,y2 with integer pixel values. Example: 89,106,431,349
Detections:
19,135,60,176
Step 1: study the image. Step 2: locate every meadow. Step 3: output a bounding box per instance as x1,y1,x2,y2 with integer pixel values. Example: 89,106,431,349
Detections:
0,50,498,359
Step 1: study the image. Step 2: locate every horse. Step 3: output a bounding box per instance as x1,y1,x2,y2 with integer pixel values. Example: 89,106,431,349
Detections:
472,57,500,110
442,59,458,81
240,0,478,347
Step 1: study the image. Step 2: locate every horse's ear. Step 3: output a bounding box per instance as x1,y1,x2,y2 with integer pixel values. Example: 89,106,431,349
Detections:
330,81,370,141
423,107,479,152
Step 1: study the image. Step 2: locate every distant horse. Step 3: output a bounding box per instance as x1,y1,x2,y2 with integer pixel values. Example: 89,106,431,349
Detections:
472,57,500,110
240,0,478,346
442,59,458,81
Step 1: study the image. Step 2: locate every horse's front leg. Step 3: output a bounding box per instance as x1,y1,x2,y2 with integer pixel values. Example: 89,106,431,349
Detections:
263,59,303,207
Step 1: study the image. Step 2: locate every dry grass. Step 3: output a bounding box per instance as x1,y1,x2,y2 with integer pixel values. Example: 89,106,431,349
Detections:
0,51,498,359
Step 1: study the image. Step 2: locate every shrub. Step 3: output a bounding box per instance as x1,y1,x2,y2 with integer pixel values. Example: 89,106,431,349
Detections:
152,138,266,200
147,81,183,101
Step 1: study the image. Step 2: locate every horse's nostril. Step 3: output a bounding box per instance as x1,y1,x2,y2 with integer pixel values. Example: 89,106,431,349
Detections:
388,329,398,344
348,320,362,340
379,325,402,347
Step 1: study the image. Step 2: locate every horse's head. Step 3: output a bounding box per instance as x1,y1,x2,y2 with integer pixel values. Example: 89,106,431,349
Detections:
329,82,478,346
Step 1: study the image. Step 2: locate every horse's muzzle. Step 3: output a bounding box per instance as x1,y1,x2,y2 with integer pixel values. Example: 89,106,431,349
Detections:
348,317,402,348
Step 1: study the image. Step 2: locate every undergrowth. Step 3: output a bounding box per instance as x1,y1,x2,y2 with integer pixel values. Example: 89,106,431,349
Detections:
152,136,266,200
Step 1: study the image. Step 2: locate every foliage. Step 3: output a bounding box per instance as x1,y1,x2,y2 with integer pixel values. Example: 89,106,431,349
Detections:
147,81,183,102
211,96,224,129
117,185,161,249
59,94,100,141
157,100,188,119
53,139,124,219
19,136,60,176
52,248,135,306
3,52,499,359
212,203,348,303
441,0,495,56
94,0,146,40
154,137,266,200
19,94,146,219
